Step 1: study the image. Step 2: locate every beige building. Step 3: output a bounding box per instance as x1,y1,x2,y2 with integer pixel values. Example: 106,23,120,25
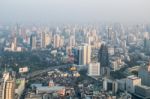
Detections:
45,33,51,47
0,72,15,99
4,79,15,99
68,36,75,47
126,75,141,93
53,34,64,48
88,62,100,76
78,44,91,65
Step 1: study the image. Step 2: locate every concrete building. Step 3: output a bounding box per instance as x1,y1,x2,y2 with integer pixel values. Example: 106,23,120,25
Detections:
88,62,100,76
0,72,15,99
139,63,150,86
117,79,126,91
30,34,37,50
4,78,15,99
68,35,75,47
45,33,51,47
98,44,109,77
135,85,150,99
78,44,91,65
41,32,46,48
36,86,65,96
103,79,118,95
0,72,10,99
53,34,60,48
144,38,150,53
126,75,141,93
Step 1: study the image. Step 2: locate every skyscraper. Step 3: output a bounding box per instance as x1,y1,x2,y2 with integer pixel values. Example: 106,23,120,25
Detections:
144,38,150,53
98,44,109,67
107,27,112,44
77,44,91,65
4,78,15,99
68,36,75,47
98,44,109,76
53,34,60,48
45,33,51,47
11,37,17,51
0,72,15,99
40,32,51,48
86,44,91,64
41,32,46,48
30,34,37,50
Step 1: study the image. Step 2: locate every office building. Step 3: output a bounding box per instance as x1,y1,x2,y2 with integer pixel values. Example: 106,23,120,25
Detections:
4,78,15,99
68,35,75,47
103,79,118,95
30,34,37,50
88,62,100,76
126,75,141,93
144,38,150,53
98,44,109,67
0,72,15,99
78,44,91,65
45,33,51,47
135,85,150,99
41,32,46,48
139,63,150,86
53,34,60,48
98,44,109,76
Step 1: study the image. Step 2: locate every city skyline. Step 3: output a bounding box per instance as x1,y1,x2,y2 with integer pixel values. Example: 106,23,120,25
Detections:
0,1,150,99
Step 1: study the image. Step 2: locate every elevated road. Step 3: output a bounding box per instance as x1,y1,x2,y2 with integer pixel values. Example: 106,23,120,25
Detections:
26,64,71,79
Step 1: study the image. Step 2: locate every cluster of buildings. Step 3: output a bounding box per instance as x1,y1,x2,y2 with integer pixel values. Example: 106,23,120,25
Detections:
101,63,150,99
1,23,150,99
0,71,25,99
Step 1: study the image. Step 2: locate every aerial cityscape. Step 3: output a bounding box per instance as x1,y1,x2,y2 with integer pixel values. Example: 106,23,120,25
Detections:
0,0,150,99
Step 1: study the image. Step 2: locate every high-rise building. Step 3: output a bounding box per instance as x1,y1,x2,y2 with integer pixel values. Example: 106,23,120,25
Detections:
74,44,91,65
0,72,10,99
45,33,51,47
10,37,17,51
68,36,75,47
41,32,51,48
98,44,109,67
107,27,113,44
0,72,15,99
86,44,91,64
139,63,150,86
13,37,17,51
59,36,64,47
103,79,118,95
4,78,15,99
30,34,37,50
78,46,86,65
78,44,91,65
144,38,150,53
41,32,46,48
98,44,109,76
53,34,60,48
88,62,100,76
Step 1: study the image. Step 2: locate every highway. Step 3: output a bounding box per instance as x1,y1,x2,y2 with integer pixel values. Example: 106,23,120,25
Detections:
26,64,71,79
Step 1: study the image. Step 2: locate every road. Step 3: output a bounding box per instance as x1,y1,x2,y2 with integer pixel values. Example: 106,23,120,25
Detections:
26,64,71,79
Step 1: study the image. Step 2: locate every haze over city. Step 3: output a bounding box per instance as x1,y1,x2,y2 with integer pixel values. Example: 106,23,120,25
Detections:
0,0,150,24
0,0,150,99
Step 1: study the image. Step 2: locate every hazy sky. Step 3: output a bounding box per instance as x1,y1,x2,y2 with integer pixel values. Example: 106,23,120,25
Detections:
0,0,149,24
